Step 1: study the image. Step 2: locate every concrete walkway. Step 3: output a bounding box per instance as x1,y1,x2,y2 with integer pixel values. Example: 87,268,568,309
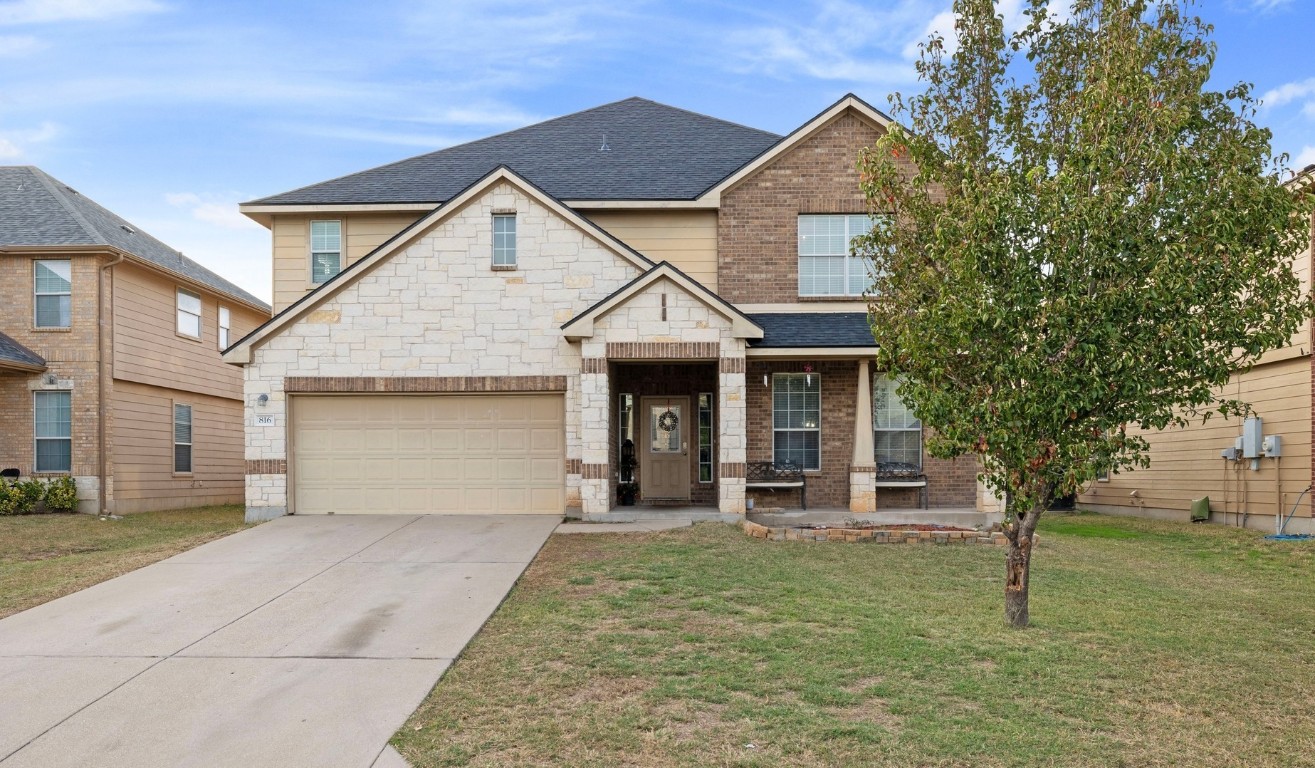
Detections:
0,514,558,768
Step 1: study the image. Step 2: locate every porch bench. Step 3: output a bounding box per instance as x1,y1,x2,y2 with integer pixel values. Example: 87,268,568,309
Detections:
746,461,806,510
875,461,928,509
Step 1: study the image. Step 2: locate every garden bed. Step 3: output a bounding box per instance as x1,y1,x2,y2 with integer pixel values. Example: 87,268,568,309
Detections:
743,519,1020,545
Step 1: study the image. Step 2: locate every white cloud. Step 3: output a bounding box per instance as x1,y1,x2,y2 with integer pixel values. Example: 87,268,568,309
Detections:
0,120,59,159
1234,0,1293,11
1293,146,1315,170
1261,78,1315,109
0,0,164,25
0,33,42,55
165,191,264,232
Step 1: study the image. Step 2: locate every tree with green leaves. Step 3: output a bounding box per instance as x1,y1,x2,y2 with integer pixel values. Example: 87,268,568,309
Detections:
856,0,1312,627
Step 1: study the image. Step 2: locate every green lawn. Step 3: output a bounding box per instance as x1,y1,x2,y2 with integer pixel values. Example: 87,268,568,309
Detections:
395,512,1315,767
0,505,249,619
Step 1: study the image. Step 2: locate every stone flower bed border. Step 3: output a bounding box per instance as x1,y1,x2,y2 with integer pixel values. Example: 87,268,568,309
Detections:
742,520,1027,546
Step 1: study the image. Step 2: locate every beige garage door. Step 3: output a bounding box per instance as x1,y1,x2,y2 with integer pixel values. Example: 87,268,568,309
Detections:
292,394,564,515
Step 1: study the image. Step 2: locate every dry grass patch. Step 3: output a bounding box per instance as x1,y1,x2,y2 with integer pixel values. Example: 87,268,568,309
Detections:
395,514,1315,767
0,505,248,618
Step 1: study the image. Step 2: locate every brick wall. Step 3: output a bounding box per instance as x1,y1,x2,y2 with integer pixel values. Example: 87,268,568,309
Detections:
718,112,898,304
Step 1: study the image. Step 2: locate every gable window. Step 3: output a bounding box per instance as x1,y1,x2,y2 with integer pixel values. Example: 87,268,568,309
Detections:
873,375,922,467
798,214,877,297
218,306,231,350
34,391,72,473
174,404,193,474
34,259,72,328
176,289,201,338
773,373,820,470
492,214,517,268
311,220,342,283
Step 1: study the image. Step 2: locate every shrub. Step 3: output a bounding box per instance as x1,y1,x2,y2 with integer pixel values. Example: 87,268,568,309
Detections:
0,479,45,515
43,476,79,513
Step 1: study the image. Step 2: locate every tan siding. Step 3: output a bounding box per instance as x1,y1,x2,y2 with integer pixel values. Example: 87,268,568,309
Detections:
583,211,718,290
110,380,244,512
111,262,265,400
270,212,422,312
1079,355,1312,521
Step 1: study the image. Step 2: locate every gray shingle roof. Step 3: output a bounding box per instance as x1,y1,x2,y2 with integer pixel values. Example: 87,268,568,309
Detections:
0,330,45,370
747,313,876,348
0,167,269,312
247,97,782,206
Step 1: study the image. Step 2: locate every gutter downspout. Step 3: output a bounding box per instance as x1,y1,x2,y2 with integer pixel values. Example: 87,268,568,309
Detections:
99,253,124,516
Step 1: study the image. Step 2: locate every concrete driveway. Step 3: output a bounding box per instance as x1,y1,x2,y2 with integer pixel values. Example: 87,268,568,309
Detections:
0,514,558,768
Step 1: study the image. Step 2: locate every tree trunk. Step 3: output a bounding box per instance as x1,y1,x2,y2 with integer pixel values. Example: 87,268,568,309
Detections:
1004,502,1044,628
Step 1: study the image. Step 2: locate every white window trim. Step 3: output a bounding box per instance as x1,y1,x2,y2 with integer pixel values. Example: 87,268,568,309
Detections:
771,372,822,472
33,390,72,474
492,213,517,269
33,259,72,329
872,374,923,468
797,214,878,298
173,402,193,475
310,219,343,284
218,306,231,350
176,288,202,339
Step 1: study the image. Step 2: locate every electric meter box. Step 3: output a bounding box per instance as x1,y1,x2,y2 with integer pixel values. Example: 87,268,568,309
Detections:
1242,417,1263,459
1263,435,1282,458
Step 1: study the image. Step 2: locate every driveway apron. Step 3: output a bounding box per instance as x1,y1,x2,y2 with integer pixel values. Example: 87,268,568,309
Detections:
0,514,557,768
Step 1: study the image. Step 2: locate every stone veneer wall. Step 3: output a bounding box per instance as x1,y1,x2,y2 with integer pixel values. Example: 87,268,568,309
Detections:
718,112,905,304
242,181,643,520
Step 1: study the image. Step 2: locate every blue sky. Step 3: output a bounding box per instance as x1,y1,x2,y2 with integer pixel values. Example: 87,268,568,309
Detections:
2,0,1310,303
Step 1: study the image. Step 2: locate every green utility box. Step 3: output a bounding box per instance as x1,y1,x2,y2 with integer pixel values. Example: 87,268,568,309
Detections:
1190,497,1210,522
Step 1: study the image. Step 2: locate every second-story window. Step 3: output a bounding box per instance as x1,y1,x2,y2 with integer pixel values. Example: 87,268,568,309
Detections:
492,214,517,268
798,214,877,297
218,306,231,350
34,259,72,328
177,289,202,338
311,220,342,283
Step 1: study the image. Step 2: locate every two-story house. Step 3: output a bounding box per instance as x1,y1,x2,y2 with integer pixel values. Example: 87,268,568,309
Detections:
226,95,979,522
0,166,271,514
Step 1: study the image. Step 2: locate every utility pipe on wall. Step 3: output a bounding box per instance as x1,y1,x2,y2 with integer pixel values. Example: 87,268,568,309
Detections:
98,252,124,516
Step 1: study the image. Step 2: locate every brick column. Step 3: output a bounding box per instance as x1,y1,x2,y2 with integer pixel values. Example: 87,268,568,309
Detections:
580,357,611,516
849,358,878,513
718,354,747,515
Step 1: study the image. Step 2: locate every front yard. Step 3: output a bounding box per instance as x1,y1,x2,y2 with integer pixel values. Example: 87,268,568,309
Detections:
395,512,1315,767
0,505,248,619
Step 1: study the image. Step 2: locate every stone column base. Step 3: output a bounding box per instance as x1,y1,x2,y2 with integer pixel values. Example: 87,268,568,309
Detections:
849,466,877,513
581,478,611,516
719,477,746,515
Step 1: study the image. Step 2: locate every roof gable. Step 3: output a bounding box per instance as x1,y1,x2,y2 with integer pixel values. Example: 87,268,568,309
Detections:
224,166,656,363
245,98,781,207
562,261,763,341
0,166,269,312
697,94,893,204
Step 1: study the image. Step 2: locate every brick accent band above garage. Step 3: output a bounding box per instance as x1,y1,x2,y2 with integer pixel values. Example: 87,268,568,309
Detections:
246,459,287,475
606,342,720,360
284,376,569,393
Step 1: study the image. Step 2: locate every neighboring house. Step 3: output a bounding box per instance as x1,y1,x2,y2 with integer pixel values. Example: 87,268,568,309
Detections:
1074,171,1315,534
0,167,271,514
227,95,979,522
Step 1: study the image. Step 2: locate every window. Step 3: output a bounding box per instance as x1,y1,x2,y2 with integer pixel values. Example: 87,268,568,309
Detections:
798,214,878,297
176,289,201,338
773,373,820,470
873,375,922,467
174,404,193,473
618,393,635,482
34,259,72,328
311,220,342,283
34,391,71,473
492,214,517,267
698,393,714,483
218,306,231,350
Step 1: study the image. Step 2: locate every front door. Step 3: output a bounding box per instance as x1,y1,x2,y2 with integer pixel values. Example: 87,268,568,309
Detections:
640,396,690,500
